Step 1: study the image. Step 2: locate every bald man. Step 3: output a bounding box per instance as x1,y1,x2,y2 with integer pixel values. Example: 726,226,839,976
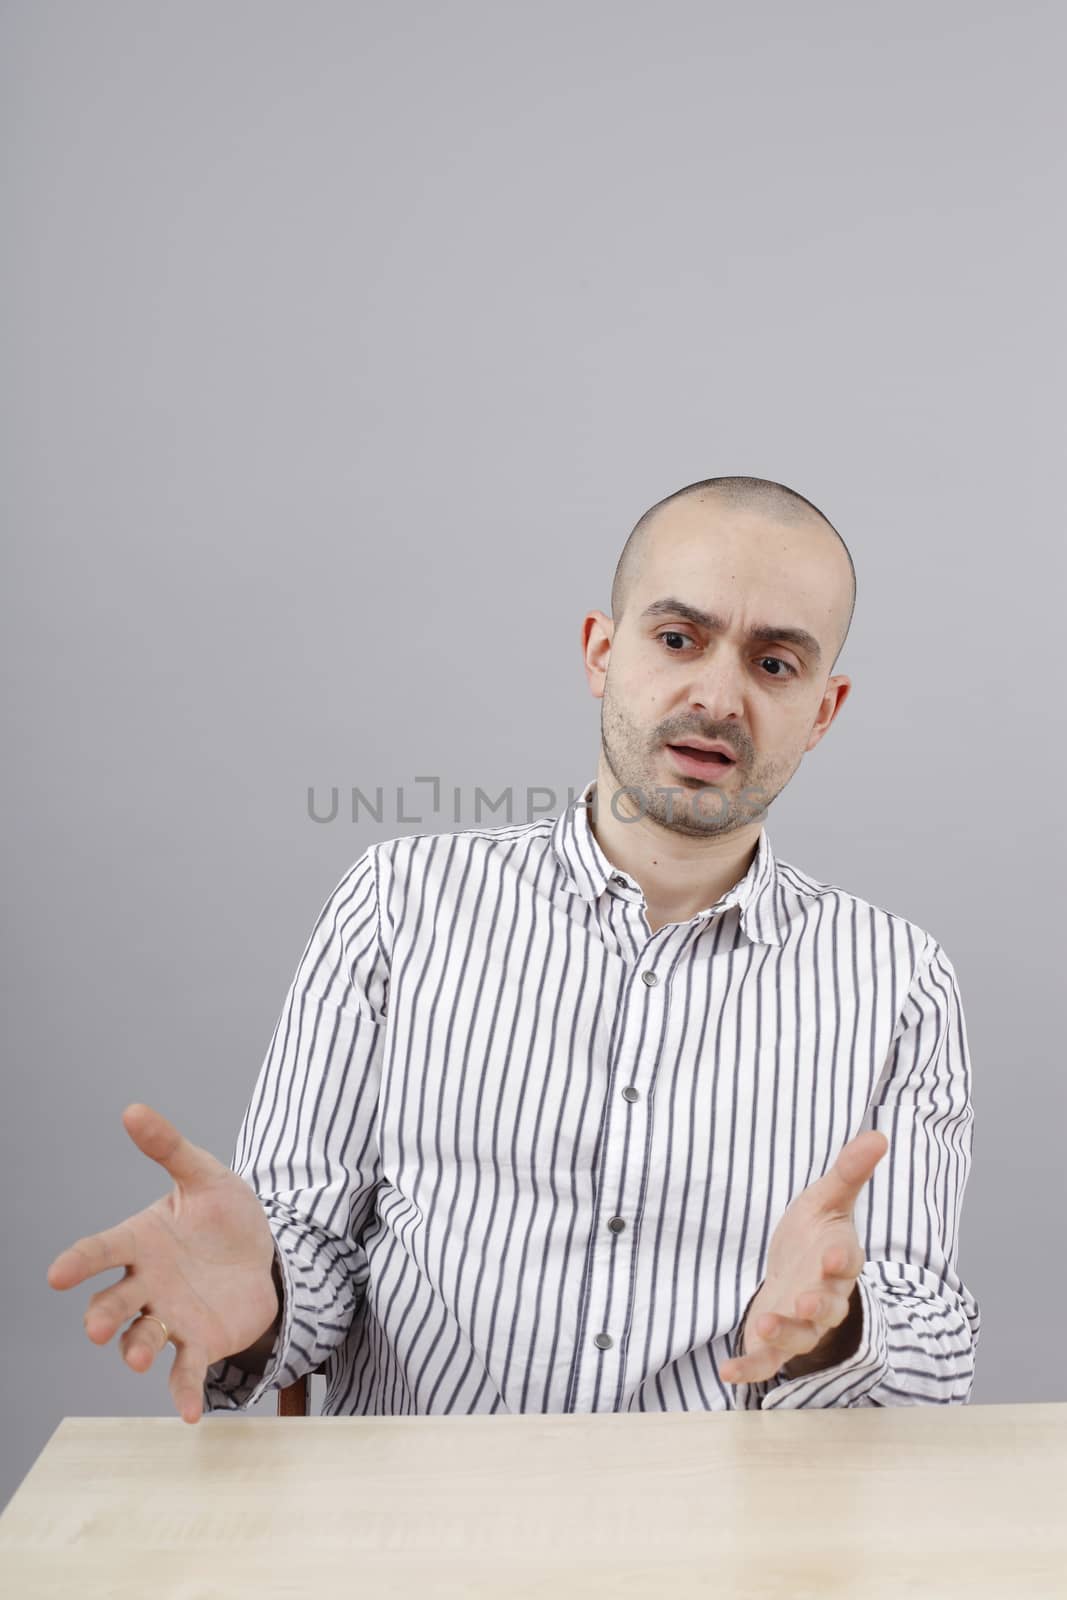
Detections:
48,476,979,1421
591,477,856,935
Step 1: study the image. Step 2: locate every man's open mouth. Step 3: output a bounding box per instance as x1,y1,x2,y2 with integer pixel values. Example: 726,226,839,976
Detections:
666,744,736,766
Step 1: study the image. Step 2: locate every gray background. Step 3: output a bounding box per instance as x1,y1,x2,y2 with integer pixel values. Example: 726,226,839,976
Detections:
3,0,1063,1514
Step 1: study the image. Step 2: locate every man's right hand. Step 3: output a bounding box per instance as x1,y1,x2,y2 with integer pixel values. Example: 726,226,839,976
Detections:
46,1103,281,1425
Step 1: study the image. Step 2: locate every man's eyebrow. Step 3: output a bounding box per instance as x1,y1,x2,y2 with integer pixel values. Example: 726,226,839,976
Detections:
639,597,823,665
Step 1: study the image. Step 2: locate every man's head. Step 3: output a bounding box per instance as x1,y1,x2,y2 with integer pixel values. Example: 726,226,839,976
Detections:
582,475,856,837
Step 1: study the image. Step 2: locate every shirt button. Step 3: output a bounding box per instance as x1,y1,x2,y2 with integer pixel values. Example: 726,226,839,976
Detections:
621,1086,639,1102
613,874,627,885
607,1216,626,1233
641,971,658,987
593,1333,613,1350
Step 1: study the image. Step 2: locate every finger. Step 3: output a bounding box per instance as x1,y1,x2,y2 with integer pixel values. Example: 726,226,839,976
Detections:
720,1346,789,1385
812,1131,889,1216
83,1267,146,1343
168,1342,209,1425
821,1243,865,1280
762,1309,853,1359
119,1313,171,1373
723,1315,803,1384
46,1222,138,1291
811,1272,860,1304
793,1289,852,1327
121,1103,222,1188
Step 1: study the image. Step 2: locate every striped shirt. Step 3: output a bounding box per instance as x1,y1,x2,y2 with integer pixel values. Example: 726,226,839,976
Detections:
203,777,980,1415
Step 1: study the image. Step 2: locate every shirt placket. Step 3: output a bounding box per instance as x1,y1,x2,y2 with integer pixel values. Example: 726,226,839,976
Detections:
565,894,682,1412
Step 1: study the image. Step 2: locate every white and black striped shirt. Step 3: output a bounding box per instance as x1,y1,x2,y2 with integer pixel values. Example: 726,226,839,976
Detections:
203,778,980,1415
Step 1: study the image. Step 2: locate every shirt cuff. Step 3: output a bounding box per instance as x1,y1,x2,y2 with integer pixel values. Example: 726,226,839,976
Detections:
202,1236,296,1413
759,1269,891,1409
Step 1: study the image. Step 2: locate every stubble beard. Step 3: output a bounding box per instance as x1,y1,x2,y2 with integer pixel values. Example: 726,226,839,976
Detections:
599,694,794,838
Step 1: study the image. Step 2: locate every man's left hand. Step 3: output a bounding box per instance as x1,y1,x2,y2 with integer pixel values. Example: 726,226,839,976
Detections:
719,1129,889,1386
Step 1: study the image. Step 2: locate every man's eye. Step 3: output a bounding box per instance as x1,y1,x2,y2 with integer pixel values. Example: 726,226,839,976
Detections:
656,633,797,679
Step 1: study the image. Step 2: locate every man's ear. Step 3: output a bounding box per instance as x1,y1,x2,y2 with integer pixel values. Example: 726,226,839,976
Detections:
581,610,613,699
804,675,851,752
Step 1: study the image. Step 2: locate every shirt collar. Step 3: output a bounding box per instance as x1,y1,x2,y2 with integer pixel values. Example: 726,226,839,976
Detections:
550,777,787,946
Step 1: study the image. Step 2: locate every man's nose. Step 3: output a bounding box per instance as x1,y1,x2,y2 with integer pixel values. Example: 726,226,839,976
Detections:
685,650,747,723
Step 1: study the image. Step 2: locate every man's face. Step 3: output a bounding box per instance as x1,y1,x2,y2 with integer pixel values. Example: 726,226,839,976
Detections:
586,502,852,837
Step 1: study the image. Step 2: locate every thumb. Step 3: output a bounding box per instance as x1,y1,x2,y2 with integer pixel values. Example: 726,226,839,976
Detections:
121,1103,223,1188
810,1129,889,1216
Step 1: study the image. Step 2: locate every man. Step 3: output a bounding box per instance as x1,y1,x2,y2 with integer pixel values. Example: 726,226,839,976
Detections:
47,475,980,1423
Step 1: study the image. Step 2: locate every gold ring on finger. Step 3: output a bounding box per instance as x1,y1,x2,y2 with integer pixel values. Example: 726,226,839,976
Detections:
139,1313,173,1345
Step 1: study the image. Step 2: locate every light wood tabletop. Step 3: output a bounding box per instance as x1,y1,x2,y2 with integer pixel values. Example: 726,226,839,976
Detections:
1,1403,1062,1598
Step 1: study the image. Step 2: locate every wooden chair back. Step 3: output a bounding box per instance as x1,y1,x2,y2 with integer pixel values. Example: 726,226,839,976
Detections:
276,1363,327,1416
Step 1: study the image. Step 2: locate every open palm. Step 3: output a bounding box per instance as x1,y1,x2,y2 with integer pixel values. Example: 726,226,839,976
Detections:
46,1103,280,1424
721,1129,889,1385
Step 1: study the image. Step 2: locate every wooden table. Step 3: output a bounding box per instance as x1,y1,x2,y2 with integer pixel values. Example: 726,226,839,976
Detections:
1,1404,1063,1597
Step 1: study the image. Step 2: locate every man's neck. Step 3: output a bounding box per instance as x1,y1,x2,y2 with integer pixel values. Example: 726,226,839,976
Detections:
587,769,763,927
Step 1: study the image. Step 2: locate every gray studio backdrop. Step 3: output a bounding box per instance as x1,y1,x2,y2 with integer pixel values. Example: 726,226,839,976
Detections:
3,0,1064,1514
